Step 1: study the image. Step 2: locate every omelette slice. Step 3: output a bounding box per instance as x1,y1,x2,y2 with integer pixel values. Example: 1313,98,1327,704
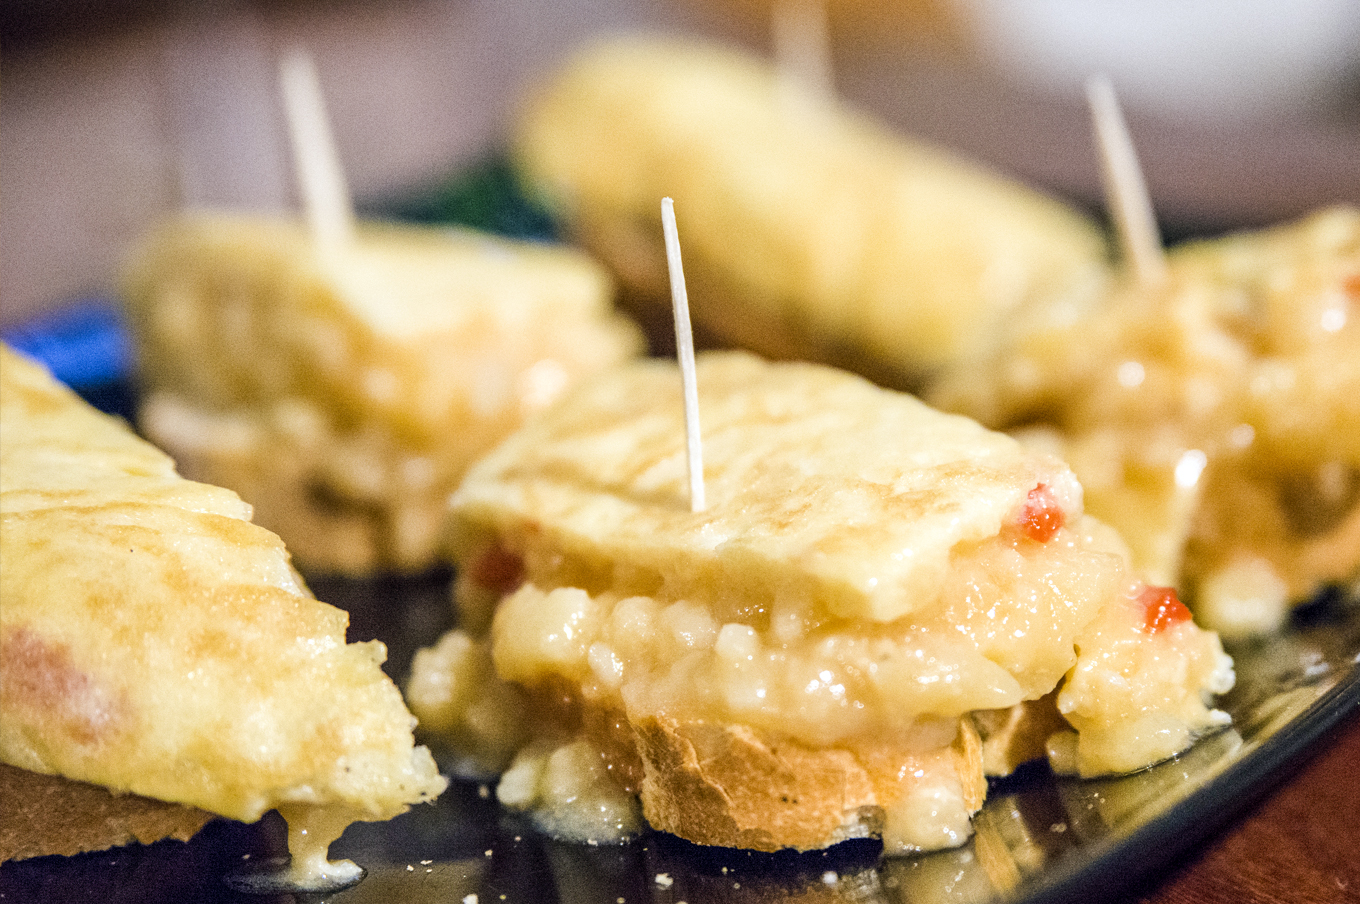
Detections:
122,213,642,575
0,346,446,871
513,36,1110,387
931,206,1360,638
408,352,1232,853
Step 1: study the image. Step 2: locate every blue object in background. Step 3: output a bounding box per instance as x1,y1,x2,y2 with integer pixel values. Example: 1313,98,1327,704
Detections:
3,299,136,419
3,298,132,388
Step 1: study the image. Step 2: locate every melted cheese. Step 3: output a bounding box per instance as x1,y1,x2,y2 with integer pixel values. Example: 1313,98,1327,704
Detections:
278,805,365,889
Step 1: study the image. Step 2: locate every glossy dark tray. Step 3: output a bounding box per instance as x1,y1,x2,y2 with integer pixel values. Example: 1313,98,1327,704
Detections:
3,568,1357,904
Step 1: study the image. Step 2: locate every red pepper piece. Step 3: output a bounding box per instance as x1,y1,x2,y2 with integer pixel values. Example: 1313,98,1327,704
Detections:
469,545,524,595
1018,483,1065,542
1343,272,1360,299
1138,584,1192,633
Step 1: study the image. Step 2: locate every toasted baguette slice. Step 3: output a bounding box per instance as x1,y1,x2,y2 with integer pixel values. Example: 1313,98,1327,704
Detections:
0,346,446,866
122,213,642,575
932,206,1360,638
410,352,1232,852
0,764,213,862
630,713,985,853
513,36,1110,386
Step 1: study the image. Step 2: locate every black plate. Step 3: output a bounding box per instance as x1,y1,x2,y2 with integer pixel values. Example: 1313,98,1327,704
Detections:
3,568,1357,904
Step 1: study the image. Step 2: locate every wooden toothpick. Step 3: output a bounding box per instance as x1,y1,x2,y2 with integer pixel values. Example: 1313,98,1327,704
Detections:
660,197,706,513
279,48,355,255
1086,75,1167,286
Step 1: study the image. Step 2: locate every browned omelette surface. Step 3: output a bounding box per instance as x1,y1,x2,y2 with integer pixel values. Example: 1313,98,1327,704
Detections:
0,345,445,857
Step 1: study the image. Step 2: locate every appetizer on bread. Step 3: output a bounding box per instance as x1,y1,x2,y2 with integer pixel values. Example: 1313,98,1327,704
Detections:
931,206,1360,638
121,213,642,576
0,346,446,869
407,352,1232,853
512,36,1110,387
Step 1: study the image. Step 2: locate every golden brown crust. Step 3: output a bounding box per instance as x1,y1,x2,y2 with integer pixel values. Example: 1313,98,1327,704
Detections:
0,763,213,862
453,352,1077,626
633,716,878,852
954,715,986,812
632,715,984,852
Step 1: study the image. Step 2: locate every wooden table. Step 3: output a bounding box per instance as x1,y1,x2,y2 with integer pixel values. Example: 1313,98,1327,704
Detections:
1136,710,1360,904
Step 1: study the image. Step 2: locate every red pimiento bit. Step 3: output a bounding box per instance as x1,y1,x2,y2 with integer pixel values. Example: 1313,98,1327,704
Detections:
1016,483,1065,542
469,544,524,595
1138,585,1192,634
1343,272,1360,299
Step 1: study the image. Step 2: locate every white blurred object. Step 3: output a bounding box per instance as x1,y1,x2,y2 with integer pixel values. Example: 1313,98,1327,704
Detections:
958,0,1360,123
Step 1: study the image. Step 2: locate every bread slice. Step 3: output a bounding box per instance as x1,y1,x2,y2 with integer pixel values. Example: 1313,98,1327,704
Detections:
0,764,212,862
629,713,986,853
409,352,1232,852
512,36,1110,386
931,206,1360,638
0,346,446,866
121,213,641,575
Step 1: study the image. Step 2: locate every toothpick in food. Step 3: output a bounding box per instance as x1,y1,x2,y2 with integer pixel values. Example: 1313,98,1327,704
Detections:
772,0,834,111
279,48,355,255
1086,74,1167,286
661,197,706,513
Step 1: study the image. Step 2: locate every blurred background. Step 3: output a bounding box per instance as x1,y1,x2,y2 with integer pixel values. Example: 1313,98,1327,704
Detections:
4,0,1360,328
